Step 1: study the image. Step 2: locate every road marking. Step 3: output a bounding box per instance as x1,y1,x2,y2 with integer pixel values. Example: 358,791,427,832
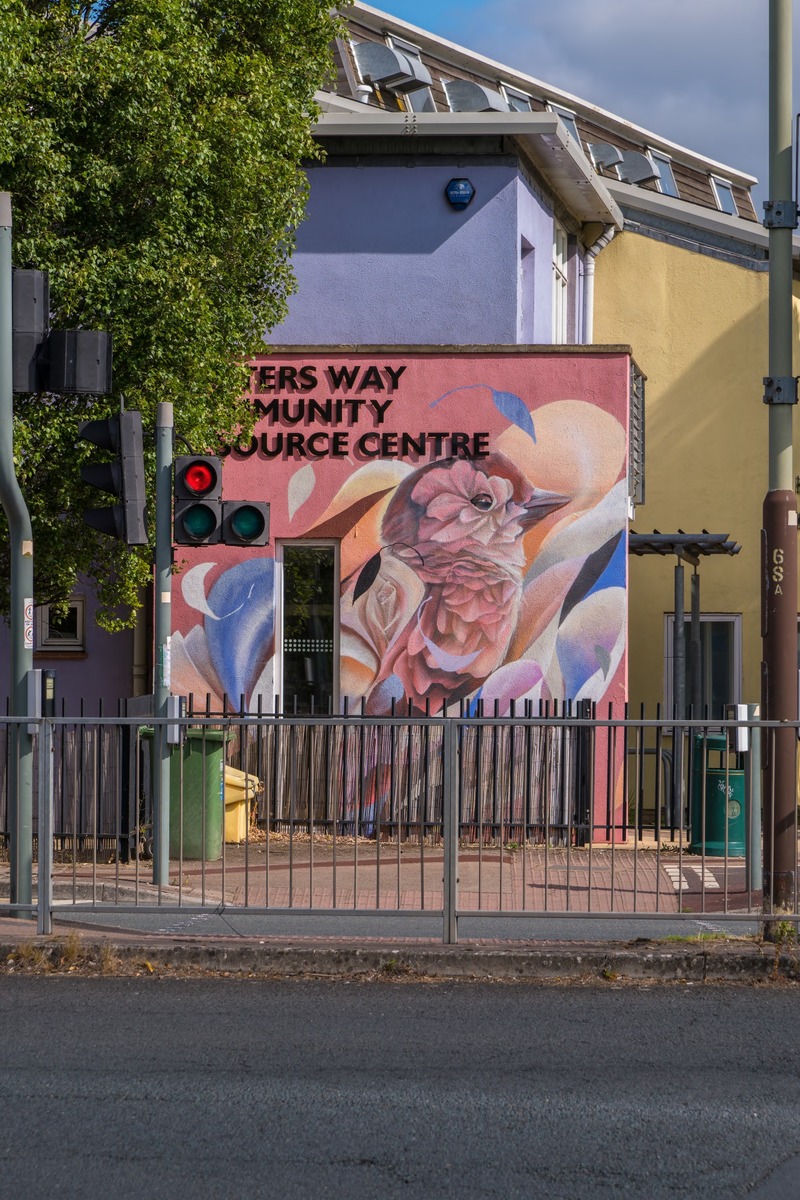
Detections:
663,865,688,892
688,866,720,889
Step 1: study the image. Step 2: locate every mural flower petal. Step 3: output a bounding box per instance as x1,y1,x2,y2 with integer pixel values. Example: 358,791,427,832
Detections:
288,463,316,521
478,661,544,716
205,559,275,705
181,563,219,619
171,626,224,706
556,587,626,702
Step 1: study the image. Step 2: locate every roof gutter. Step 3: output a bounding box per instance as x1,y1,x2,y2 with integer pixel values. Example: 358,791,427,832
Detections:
313,110,624,228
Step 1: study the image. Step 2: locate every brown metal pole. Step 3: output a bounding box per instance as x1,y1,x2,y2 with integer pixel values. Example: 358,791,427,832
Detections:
761,494,797,916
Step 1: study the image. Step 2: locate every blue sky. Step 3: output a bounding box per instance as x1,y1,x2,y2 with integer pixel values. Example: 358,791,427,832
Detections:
368,0,799,207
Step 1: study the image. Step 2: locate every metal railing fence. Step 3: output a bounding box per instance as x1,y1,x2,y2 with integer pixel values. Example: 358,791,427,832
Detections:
0,711,796,941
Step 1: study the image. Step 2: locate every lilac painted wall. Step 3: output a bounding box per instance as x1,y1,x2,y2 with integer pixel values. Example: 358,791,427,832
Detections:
273,161,558,346
516,172,557,343
0,589,137,716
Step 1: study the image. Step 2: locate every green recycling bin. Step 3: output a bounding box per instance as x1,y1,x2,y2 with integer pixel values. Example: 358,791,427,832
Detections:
144,728,225,861
689,733,746,857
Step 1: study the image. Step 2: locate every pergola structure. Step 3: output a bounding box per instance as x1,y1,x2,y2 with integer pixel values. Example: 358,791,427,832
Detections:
628,530,742,720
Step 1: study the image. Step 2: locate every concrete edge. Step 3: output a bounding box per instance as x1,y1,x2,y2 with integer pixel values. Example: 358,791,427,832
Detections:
3,938,799,983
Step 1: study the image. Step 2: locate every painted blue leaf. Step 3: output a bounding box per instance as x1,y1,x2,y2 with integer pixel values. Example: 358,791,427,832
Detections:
205,558,275,705
491,389,536,442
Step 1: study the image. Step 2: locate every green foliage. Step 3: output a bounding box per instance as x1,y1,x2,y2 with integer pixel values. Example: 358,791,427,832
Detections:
0,0,339,628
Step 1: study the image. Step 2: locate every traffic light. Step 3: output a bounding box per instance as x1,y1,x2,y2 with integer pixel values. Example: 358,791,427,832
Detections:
173,456,270,546
78,410,148,545
12,268,113,395
173,455,223,545
222,501,270,546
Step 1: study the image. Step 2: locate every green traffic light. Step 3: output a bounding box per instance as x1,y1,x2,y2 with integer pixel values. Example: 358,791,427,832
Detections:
182,503,217,540
229,504,266,542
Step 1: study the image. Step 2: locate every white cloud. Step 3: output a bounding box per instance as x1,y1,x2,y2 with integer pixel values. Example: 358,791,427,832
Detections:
411,0,797,202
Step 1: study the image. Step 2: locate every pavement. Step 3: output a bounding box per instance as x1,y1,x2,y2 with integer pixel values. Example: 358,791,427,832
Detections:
0,834,795,984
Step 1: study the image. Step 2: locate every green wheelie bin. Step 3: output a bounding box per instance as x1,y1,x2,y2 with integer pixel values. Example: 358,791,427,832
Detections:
144,728,225,861
689,732,746,857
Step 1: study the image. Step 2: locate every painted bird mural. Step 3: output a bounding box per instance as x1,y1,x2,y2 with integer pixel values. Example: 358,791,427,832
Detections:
350,453,569,713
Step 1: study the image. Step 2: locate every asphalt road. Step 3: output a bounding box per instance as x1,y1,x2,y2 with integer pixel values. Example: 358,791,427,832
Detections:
0,978,798,1199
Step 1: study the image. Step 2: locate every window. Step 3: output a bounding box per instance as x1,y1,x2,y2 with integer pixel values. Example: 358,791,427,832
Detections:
386,36,437,113
276,542,338,714
711,176,738,216
502,86,531,112
664,614,742,719
37,597,86,652
552,220,569,344
649,150,679,198
548,104,580,145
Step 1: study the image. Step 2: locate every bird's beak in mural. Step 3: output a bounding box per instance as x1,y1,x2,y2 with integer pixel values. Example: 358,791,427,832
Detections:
520,488,570,525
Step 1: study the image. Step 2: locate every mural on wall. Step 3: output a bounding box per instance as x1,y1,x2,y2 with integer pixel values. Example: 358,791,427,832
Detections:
171,352,630,714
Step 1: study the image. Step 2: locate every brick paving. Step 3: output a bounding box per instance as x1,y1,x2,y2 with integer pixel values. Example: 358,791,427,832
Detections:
21,840,761,916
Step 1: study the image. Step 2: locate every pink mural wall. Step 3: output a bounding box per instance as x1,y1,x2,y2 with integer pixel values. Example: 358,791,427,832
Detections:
171,350,630,718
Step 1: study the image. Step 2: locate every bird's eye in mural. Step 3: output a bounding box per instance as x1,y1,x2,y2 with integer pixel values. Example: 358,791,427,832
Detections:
470,493,494,510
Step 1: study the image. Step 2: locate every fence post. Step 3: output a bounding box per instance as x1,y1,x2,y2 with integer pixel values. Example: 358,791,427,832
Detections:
443,718,458,945
37,719,53,936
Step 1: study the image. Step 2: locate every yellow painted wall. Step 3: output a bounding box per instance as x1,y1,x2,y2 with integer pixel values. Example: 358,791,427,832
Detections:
594,230,800,711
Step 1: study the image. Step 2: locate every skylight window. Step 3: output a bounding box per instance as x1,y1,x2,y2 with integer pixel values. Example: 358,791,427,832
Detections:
386,35,437,113
502,86,532,112
649,151,679,198
548,104,580,145
711,177,738,216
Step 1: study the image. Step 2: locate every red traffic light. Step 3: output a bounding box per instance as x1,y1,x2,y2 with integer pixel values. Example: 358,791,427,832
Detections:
174,455,222,501
183,461,217,495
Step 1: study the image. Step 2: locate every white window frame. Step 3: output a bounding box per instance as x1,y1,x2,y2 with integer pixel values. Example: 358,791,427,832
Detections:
36,596,86,651
663,612,742,717
386,35,437,113
548,103,580,145
710,176,738,216
501,84,532,112
274,540,340,713
552,220,569,345
648,149,679,198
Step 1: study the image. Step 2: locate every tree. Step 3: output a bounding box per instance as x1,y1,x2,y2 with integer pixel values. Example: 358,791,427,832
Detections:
0,0,339,627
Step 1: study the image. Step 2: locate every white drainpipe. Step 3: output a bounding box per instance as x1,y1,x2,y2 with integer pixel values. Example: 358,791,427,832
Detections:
583,224,617,344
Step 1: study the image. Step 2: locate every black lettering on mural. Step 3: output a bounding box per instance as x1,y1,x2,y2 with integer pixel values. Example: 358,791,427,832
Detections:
223,431,491,462
229,361,492,463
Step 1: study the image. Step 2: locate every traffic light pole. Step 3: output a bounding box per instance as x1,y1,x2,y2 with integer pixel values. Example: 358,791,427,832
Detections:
153,402,173,888
762,0,798,932
0,193,33,915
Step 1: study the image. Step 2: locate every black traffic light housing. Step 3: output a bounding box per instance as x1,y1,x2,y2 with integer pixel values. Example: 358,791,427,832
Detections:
12,268,113,396
173,456,270,547
173,455,223,545
79,410,148,545
222,501,270,546
12,270,49,392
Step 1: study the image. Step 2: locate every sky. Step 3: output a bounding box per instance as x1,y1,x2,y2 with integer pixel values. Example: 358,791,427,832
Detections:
369,0,798,209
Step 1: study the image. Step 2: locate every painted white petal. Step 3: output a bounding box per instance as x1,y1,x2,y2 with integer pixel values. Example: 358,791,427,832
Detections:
181,563,218,618
288,463,316,521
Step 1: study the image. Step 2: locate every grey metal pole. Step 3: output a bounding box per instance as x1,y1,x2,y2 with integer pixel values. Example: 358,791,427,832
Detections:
672,560,685,829
36,718,53,937
762,0,798,928
442,718,458,945
0,192,34,914
153,402,173,888
745,703,763,897
690,570,702,717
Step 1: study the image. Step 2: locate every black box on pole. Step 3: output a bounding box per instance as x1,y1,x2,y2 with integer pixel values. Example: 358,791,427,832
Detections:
48,329,113,395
